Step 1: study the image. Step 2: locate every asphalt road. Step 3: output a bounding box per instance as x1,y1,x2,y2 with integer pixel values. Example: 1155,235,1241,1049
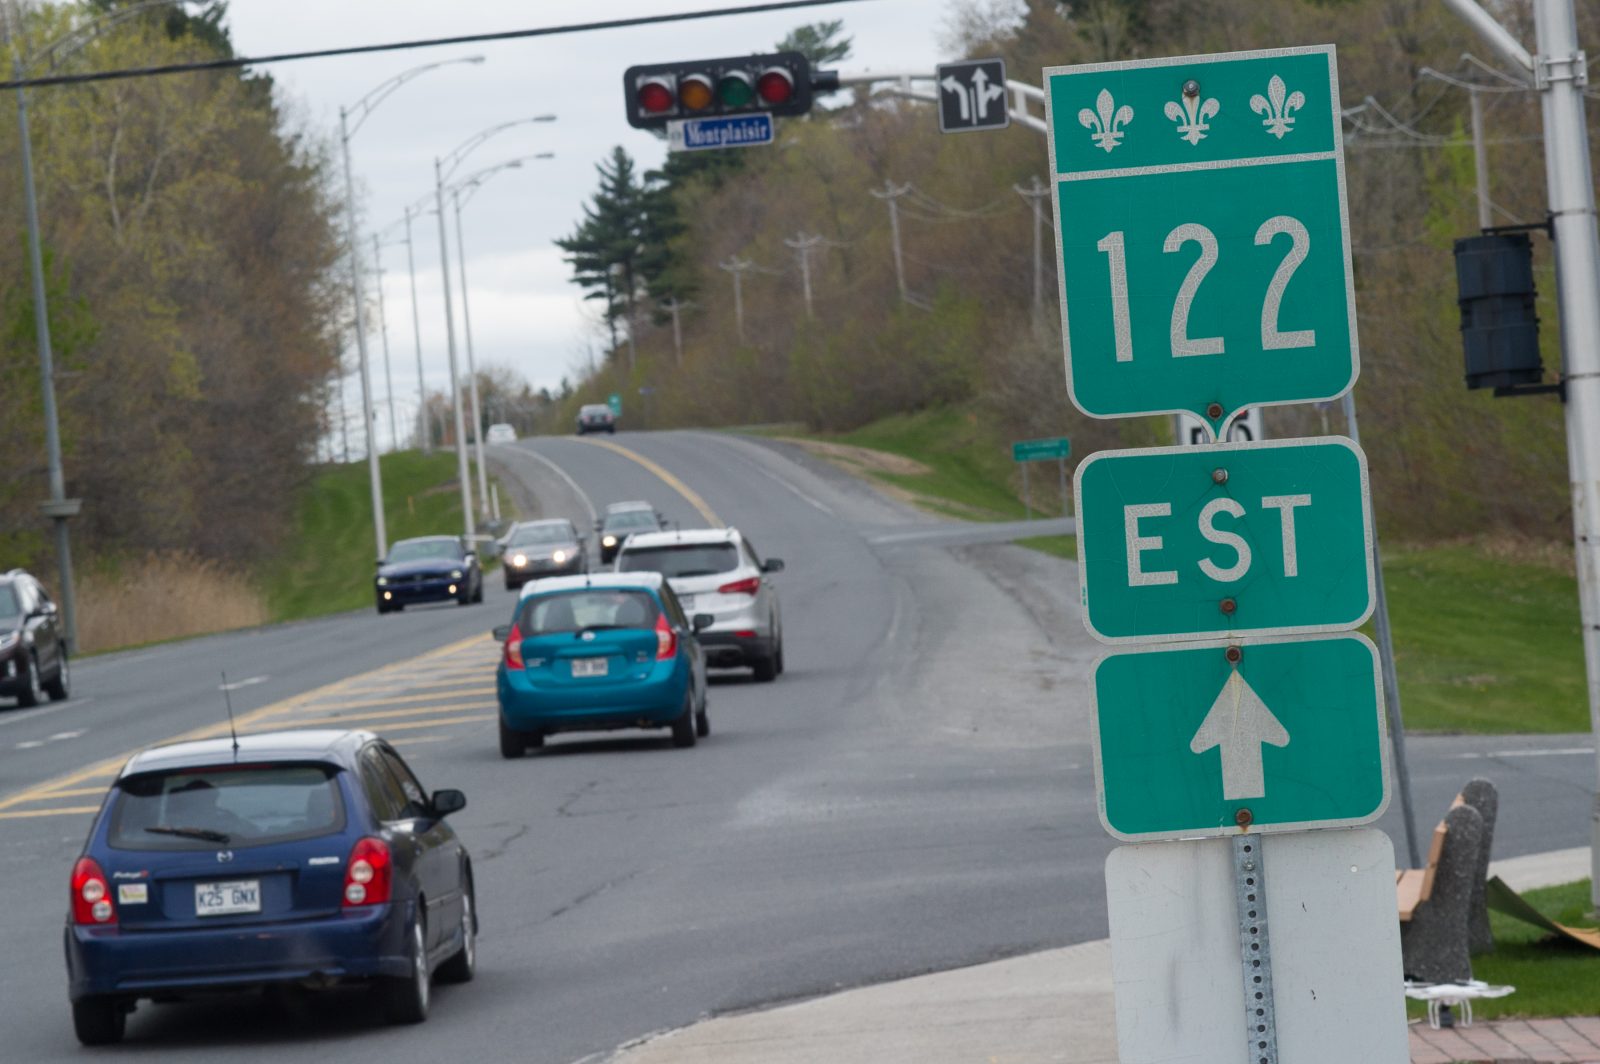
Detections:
0,430,1594,1062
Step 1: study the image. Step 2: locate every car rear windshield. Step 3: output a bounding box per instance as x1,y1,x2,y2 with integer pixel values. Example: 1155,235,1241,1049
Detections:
520,590,660,634
603,511,658,532
508,524,573,547
107,764,345,851
618,543,739,578
581,406,611,417
388,539,462,564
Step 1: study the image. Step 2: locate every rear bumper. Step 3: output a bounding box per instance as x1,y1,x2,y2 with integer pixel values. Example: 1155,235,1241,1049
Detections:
497,665,689,733
696,631,775,668
65,902,413,1001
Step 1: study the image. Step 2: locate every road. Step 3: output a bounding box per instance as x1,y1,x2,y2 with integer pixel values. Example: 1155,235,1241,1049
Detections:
0,430,1593,1061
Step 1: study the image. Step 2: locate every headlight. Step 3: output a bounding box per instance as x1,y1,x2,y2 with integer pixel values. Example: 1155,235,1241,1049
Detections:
602,535,617,548
552,549,567,564
451,569,463,579
375,577,388,587
511,553,528,568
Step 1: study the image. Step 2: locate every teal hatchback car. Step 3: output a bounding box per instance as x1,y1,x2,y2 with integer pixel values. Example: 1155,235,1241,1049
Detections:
493,573,712,758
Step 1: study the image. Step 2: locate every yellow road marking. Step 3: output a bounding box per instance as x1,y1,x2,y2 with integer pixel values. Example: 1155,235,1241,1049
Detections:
6,785,109,802
572,436,722,526
330,714,492,733
282,701,494,727
0,632,487,815
289,688,496,713
389,735,453,747
0,805,102,819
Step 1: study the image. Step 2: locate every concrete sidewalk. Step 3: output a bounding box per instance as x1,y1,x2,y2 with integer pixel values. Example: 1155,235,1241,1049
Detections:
603,848,1593,1064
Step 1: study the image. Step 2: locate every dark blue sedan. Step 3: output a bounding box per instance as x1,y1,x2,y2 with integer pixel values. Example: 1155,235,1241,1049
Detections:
376,535,483,614
64,730,476,1044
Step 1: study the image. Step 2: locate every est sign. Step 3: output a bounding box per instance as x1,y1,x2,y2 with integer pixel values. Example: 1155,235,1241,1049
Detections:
1074,437,1373,643
1045,45,1357,436
1093,634,1389,841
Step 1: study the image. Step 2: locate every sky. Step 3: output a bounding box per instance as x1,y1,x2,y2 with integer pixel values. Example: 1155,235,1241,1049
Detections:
219,0,955,451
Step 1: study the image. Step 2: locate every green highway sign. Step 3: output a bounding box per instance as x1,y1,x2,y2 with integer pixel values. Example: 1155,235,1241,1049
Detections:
1093,633,1389,841
1044,45,1357,438
1012,436,1071,462
1074,437,1373,643
607,393,622,416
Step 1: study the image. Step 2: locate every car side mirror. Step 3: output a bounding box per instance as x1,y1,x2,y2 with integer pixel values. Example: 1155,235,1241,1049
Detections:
430,789,467,818
492,624,512,642
693,613,715,632
762,558,785,574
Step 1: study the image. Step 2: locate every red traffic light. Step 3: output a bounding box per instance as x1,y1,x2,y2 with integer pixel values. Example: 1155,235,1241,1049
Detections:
756,67,795,106
637,77,674,116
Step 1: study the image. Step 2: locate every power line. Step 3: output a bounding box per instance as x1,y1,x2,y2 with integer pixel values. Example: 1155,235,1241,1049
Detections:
0,0,876,91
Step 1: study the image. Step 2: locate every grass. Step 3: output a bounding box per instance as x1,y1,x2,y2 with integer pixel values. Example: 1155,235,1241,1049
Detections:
261,451,475,621
77,554,269,655
771,406,1586,735
1406,879,1600,1021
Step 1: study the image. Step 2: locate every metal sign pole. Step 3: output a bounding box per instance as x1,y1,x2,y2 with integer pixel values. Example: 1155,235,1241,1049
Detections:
1022,461,1031,520
1234,835,1279,1063
1057,456,1068,516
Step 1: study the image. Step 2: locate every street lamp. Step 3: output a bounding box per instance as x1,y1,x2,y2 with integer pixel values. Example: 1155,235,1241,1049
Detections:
1,0,203,653
340,55,484,561
381,190,438,454
370,233,401,451
432,116,556,540
450,152,556,520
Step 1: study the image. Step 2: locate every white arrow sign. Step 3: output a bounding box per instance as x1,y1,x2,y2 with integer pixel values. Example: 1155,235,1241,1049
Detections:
1189,670,1290,800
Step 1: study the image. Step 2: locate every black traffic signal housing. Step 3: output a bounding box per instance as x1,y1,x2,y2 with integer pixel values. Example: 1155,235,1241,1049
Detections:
1454,230,1546,394
624,51,815,129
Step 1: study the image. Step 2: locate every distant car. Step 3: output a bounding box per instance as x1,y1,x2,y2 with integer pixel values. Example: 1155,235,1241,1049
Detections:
375,536,483,614
493,572,712,758
500,518,587,591
595,501,665,566
63,729,476,1045
484,423,517,445
576,404,616,435
614,528,785,682
0,568,70,707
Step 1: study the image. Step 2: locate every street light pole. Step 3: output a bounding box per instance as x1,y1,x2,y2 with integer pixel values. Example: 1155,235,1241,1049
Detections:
452,186,490,521
403,205,430,453
371,234,399,451
338,105,387,560
435,155,476,542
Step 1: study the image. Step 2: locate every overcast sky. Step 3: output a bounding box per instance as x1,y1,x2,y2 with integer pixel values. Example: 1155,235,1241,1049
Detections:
220,0,953,450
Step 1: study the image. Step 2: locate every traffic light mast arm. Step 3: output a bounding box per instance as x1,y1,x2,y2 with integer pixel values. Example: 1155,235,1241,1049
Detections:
825,69,1047,133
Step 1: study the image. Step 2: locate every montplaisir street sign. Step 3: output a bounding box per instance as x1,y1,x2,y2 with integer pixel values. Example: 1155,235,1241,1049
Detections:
1044,45,1357,436
1092,633,1389,841
1074,437,1373,643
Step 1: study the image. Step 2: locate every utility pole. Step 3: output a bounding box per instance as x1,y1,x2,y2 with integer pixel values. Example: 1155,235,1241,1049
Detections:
1449,0,1600,911
451,186,490,520
403,204,431,453
370,234,399,451
1468,87,1492,230
784,232,824,319
1014,174,1050,320
336,368,350,463
719,257,753,343
664,297,691,367
869,180,912,303
434,155,475,542
338,106,387,559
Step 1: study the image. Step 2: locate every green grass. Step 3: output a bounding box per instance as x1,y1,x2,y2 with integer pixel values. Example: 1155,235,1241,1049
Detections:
1407,879,1600,1020
262,452,477,621
1381,544,1584,734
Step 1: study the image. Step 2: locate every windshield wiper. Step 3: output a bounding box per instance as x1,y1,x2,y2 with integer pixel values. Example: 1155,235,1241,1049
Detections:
145,825,231,843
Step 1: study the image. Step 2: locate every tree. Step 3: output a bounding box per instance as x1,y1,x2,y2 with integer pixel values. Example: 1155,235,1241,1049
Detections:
776,19,853,66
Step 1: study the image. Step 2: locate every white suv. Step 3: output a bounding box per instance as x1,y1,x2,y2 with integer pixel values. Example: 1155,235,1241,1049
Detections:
614,528,785,681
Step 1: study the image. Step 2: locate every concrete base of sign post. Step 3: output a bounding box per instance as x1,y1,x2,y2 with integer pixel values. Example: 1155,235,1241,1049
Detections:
1402,802,1486,984
1461,778,1500,954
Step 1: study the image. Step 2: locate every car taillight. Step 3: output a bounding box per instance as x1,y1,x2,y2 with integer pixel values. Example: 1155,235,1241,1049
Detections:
655,613,677,660
344,837,392,907
718,576,761,596
71,857,116,926
504,622,524,670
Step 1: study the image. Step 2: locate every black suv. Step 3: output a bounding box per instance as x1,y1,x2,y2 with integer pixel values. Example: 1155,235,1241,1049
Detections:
0,569,70,707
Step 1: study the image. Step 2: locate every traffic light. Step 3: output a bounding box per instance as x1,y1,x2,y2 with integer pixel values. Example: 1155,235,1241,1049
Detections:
624,51,815,129
1454,232,1543,392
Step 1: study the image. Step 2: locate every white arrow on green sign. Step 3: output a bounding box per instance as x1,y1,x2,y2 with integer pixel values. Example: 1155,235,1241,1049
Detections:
1092,633,1389,841
1073,436,1374,643
1044,45,1357,437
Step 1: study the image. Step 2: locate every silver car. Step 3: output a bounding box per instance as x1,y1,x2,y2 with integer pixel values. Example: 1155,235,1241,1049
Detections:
614,528,785,681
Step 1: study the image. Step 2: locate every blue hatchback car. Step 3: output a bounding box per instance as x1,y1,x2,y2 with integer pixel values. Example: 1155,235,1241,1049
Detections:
494,573,712,757
64,730,476,1045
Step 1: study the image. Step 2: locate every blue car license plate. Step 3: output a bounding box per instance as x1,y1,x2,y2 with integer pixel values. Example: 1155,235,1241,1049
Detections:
195,880,261,917
571,657,608,678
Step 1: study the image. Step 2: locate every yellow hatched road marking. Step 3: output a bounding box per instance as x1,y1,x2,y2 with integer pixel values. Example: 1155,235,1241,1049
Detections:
288,687,496,713
0,632,487,815
572,436,722,526
281,701,494,728
0,805,102,820
325,715,492,733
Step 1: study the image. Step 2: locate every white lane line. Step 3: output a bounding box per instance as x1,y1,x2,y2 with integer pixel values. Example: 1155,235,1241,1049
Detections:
219,675,269,692
49,730,85,741
696,434,838,517
15,740,43,749
0,696,94,727
1448,747,1595,759
517,444,598,523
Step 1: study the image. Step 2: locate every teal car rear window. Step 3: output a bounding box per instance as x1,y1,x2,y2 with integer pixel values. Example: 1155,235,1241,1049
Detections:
520,590,660,634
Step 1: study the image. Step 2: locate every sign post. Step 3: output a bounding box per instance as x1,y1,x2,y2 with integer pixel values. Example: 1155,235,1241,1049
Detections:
1046,44,1406,1064
1012,436,1070,520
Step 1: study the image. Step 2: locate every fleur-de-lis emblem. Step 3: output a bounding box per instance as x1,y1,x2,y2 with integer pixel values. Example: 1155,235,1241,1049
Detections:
1078,88,1133,153
1163,92,1220,146
1249,75,1306,139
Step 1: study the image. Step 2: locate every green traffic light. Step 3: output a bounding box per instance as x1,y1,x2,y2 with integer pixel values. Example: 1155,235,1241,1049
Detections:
717,72,754,108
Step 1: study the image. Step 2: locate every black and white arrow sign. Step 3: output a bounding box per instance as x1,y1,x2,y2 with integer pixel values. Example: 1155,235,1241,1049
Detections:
936,58,1009,133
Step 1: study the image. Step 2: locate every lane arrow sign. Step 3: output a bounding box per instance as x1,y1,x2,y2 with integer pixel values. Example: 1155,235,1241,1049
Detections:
1189,670,1289,800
